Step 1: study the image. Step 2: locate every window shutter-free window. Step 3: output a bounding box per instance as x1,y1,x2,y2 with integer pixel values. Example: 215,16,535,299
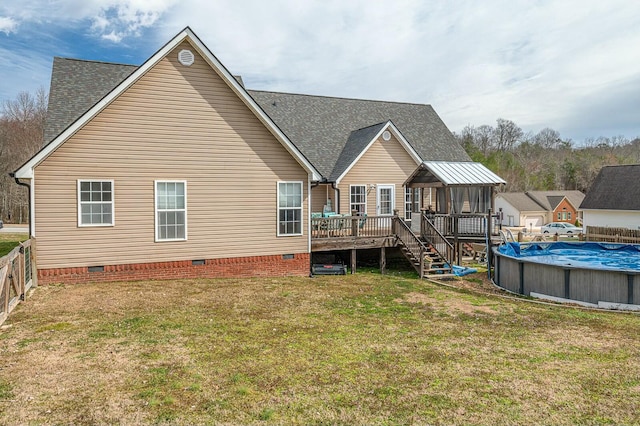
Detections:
350,185,366,215
78,180,114,226
278,182,303,236
155,181,187,241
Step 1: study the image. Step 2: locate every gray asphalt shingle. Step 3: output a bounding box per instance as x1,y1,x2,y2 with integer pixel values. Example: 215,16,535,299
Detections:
580,165,640,210
43,57,470,180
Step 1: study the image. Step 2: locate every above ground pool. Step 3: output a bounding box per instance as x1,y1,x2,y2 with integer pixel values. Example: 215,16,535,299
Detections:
493,241,640,310
499,241,640,272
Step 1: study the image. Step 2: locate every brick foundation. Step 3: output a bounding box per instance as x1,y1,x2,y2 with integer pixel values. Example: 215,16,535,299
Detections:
37,253,310,285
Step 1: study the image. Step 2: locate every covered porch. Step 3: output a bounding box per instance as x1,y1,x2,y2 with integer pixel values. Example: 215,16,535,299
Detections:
405,161,506,264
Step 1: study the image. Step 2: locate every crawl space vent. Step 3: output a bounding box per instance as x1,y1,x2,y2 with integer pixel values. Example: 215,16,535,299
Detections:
382,130,391,141
178,49,195,66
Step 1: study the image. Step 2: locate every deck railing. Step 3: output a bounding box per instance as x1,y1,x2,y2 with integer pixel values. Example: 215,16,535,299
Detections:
423,213,498,238
1,239,36,327
311,215,394,239
420,215,455,265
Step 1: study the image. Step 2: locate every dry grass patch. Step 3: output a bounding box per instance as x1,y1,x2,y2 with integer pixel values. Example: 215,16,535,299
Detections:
0,272,639,425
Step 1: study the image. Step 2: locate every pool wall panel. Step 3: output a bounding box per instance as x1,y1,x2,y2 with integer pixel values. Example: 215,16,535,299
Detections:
498,257,520,293
523,264,565,298
570,270,627,304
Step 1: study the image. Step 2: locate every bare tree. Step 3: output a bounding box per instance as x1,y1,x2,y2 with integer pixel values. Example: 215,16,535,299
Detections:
493,118,523,151
0,87,48,223
533,127,562,149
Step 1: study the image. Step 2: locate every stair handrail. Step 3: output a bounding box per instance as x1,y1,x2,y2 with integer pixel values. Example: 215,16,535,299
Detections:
421,213,455,265
394,217,429,257
393,218,430,277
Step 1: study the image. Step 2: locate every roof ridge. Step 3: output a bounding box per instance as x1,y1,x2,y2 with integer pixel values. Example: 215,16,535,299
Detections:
248,89,433,108
350,121,388,133
54,56,138,67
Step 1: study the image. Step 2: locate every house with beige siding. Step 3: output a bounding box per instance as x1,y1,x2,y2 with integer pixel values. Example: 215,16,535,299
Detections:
13,27,497,283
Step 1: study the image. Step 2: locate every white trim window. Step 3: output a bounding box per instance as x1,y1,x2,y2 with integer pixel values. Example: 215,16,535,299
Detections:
155,181,187,241
278,181,303,236
78,180,114,226
350,185,366,215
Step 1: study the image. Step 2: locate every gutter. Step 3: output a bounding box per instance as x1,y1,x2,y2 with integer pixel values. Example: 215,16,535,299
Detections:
9,172,32,237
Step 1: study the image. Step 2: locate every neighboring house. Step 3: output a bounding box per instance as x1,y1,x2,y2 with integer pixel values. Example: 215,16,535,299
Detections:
13,27,486,284
495,190,585,228
580,164,640,230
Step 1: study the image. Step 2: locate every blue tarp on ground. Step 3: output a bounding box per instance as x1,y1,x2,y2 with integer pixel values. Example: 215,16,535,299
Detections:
452,265,477,276
497,241,640,272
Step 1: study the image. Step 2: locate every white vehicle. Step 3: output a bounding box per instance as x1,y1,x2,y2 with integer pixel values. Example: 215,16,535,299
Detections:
541,222,582,235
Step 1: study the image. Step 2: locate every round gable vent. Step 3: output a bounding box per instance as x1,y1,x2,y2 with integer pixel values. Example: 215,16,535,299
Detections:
382,130,391,141
178,49,195,66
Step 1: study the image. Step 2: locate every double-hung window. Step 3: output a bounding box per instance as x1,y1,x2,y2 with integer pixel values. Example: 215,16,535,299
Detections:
78,180,114,226
155,181,187,241
350,185,366,215
278,181,303,236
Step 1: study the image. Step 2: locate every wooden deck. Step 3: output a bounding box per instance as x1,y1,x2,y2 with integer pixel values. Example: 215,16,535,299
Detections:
311,215,396,251
311,213,498,250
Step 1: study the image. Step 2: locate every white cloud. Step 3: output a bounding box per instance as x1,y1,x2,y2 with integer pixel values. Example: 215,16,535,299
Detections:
0,16,18,34
0,0,177,42
0,0,639,140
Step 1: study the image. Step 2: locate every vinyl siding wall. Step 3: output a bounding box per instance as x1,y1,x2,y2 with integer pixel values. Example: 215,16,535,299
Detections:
311,184,335,213
583,210,640,230
33,41,309,269
337,133,419,216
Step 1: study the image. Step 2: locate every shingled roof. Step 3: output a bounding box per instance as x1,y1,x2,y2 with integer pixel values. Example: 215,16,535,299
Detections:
526,190,585,211
497,192,547,212
328,122,387,182
580,164,640,210
43,56,470,180
248,91,469,178
44,58,137,143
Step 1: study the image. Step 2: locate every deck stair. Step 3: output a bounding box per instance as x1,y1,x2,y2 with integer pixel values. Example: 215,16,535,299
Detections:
393,217,453,278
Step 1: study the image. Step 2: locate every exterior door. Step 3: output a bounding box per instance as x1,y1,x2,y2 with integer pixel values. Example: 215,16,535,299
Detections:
377,185,395,216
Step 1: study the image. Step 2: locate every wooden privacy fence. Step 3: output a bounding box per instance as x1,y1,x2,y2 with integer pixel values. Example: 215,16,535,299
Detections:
0,239,36,327
586,226,640,244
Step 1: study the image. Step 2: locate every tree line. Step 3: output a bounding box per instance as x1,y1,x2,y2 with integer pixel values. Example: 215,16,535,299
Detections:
0,89,47,223
1,90,639,223
455,118,640,193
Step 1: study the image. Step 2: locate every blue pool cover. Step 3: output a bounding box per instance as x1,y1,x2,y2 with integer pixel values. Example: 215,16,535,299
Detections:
498,242,640,272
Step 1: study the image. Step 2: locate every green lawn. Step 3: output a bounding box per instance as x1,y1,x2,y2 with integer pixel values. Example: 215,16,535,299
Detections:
0,272,639,425
0,233,29,257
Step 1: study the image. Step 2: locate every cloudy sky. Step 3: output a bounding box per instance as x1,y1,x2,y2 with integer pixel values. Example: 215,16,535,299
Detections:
1,0,639,143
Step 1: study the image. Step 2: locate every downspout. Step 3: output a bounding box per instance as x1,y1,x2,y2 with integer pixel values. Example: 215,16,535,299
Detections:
330,182,340,213
9,172,32,237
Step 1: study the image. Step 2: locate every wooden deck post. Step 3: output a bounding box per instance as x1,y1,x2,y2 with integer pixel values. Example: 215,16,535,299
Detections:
350,249,357,274
453,214,459,265
419,246,425,278
351,210,359,237
380,246,386,274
